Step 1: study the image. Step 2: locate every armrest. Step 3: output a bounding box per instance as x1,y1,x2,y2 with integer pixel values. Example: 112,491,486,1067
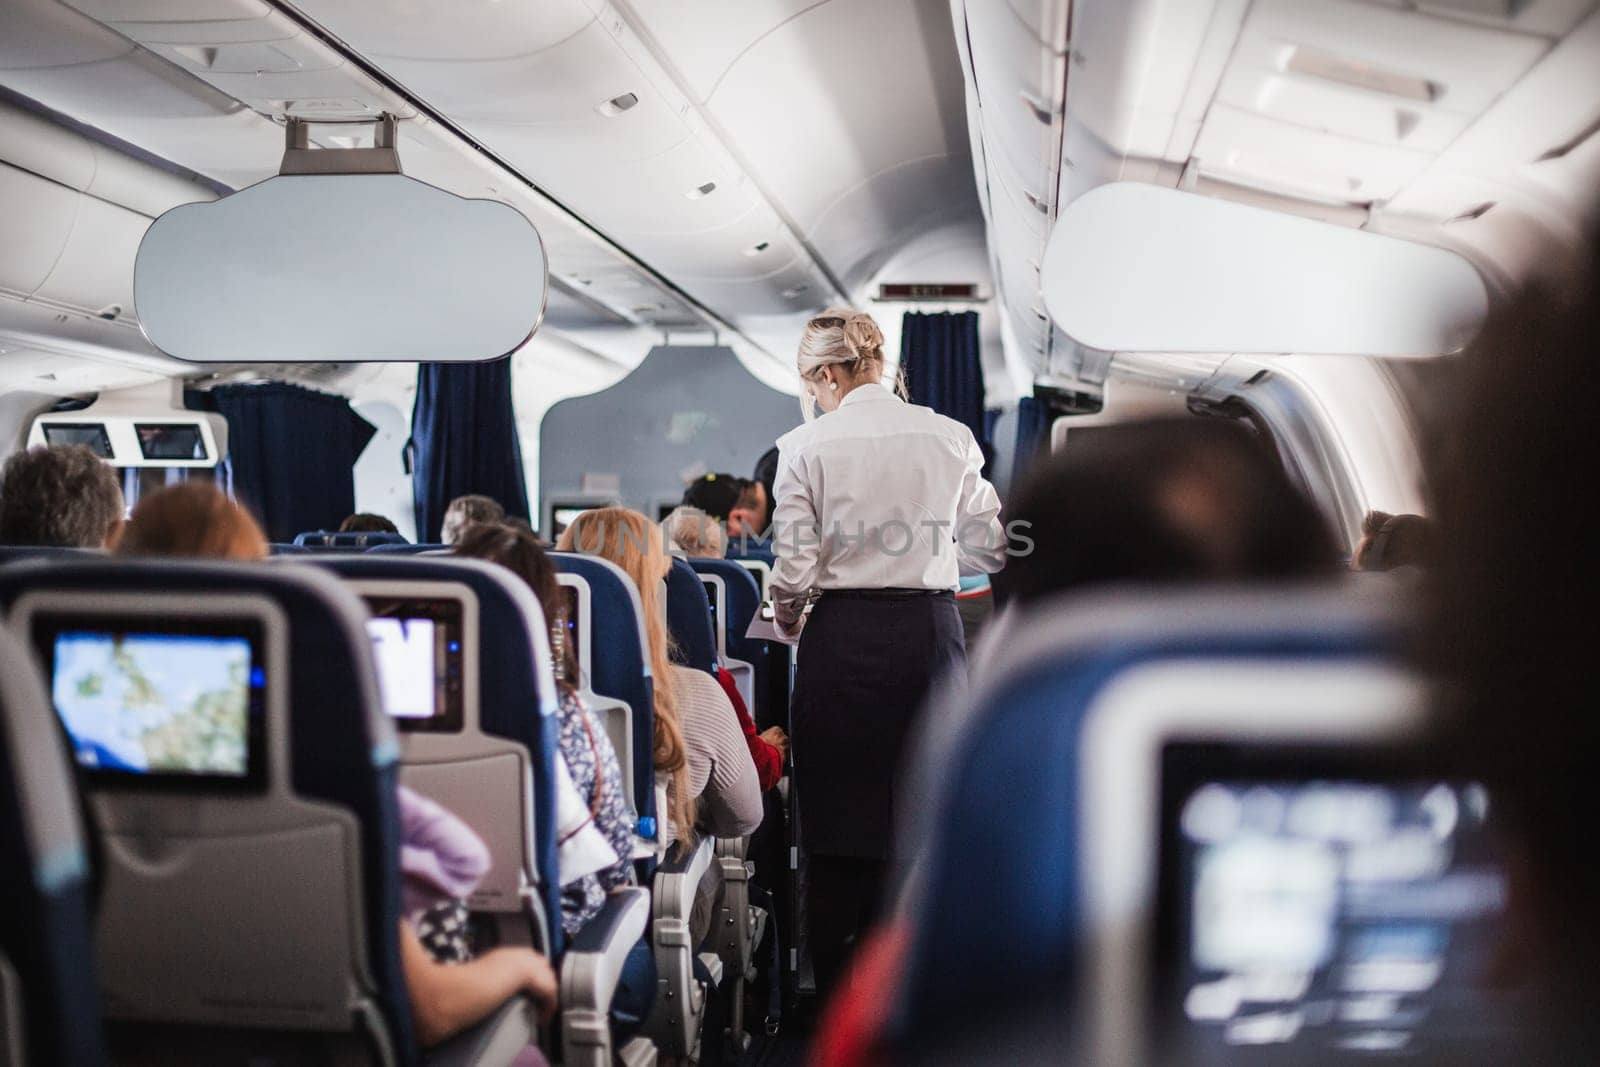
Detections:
560,888,651,1066
653,835,716,927
561,888,650,1010
646,835,718,1055
422,994,539,1067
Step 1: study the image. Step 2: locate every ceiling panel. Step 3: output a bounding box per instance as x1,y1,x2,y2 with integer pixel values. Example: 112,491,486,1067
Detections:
701,0,979,288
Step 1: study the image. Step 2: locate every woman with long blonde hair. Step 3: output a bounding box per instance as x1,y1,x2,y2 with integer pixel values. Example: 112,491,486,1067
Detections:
558,507,762,850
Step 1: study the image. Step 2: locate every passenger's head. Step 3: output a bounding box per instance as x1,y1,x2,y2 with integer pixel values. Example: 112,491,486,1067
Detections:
1426,241,1600,1039
751,446,780,529
1352,510,1434,572
681,473,744,521
450,522,576,690
116,483,268,561
996,418,1338,606
338,512,399,535
663,506,726,559
556,507,693,842
440,494,505,545
730,480,766,538
796,308,905,419
0,445,124,548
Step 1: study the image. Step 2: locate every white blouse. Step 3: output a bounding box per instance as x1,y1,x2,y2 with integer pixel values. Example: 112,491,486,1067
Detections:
769,382,1005,626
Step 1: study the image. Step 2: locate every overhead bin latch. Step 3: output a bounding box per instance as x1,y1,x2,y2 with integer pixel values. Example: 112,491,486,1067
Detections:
279,113,402,176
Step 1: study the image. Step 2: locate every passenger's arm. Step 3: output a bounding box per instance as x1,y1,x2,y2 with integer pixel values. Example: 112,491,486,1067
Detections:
689,676,764,837
714,664,783,791
396,785,492,902
398,922,557,1049
954,430,1006,576
769,448,820,630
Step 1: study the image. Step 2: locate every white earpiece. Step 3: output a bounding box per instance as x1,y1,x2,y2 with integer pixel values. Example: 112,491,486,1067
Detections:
829,381,839,391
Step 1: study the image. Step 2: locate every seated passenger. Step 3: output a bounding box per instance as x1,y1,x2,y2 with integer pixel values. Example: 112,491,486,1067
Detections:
995,417,1337,608
682,473,765,540
451,522,634,935
557,508,763,849
751,446,780,533
0,444,124,548
440,493,506,545
662,505,726,559
1353,509,1434,572
1426,242,1600,1058
116,483,269,560
111,484,560,1046
339,512,400,535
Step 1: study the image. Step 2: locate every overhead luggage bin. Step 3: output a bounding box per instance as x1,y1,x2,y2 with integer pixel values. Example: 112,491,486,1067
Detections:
1041,182,1490,356
133,114,548,364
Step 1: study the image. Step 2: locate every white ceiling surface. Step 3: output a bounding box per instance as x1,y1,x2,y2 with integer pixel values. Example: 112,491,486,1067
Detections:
0,0,739,398
287,0,987,343
1,0,991,409
955,0,1600,389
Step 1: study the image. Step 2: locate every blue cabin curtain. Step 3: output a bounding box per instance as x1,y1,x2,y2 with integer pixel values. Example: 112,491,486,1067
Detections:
198,382,375,542
900,311,989,466
411,359,530,542
1012,394,1053,488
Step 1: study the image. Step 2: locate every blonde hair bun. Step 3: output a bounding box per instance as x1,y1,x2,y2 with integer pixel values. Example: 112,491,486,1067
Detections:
841,311,885,360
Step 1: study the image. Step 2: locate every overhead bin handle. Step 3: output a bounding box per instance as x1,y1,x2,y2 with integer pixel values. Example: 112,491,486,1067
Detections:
280,113,402,177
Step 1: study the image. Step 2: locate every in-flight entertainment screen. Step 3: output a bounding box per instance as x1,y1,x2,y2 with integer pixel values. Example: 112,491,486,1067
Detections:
41,620,266,787
556,584,580,677
702,579,720,637
364,597,464,732
549,505,589,541
41,422,113,459
135,422,208,461
1155,744,1521,1063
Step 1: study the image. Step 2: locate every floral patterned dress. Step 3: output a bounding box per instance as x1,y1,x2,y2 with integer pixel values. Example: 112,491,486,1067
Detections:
555,689,633,935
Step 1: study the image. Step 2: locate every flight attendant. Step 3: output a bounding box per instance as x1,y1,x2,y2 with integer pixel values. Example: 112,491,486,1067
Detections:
770,309,1005,998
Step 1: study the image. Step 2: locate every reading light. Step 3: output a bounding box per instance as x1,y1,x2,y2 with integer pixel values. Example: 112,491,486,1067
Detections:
595,92,639,118
743,240,771,257
685,181,717,199
781,285,809,298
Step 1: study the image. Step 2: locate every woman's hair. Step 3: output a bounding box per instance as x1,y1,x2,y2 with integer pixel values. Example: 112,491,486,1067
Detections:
116,483,268,561
796,308,907,420
450,522,577,693
1422,240,1600,1042
556,507,694,843
995,418,1338,605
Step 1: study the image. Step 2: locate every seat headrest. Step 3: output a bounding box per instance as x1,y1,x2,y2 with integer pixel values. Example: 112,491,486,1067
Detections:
0,557,416,1056
664,557,716,674
306,554,563,952
894,582,1412,1056
293,530,410,549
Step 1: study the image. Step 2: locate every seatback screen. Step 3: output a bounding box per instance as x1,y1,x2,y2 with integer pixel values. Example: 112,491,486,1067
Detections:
41,422,113,458
364,597,464,732
1156,745,1520,1062
701,579,720,637
556,584,580,677
135,423,208,461
40,620,266,787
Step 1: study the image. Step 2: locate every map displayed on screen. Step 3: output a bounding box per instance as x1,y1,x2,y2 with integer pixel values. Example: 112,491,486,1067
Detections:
367,616,438,719
52,632,252,776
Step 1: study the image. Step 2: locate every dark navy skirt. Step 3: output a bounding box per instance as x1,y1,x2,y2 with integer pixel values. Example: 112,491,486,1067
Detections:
791,589,966,859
